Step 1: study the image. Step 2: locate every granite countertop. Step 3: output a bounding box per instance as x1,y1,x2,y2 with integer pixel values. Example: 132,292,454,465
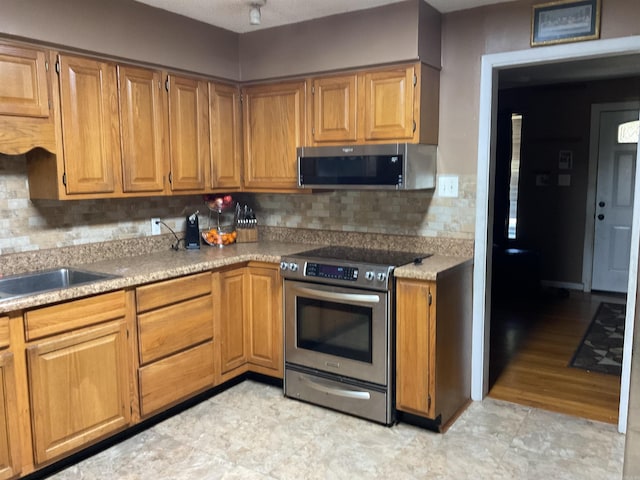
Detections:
394,254,473,281
0,241,472,314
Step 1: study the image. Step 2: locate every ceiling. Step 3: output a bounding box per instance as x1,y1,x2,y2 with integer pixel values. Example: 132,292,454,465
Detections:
133,0,518,34
500,54,640,88
132,0,640,86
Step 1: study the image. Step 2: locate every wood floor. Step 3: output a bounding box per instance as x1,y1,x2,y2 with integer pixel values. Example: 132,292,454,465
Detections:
488,288,623,424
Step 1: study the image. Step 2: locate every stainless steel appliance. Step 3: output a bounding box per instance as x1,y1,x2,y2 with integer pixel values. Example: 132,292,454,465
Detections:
281,246,429,425
296,143,437,190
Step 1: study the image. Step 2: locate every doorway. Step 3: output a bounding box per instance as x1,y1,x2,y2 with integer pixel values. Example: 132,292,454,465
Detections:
472,36,640,433
486,83,638,423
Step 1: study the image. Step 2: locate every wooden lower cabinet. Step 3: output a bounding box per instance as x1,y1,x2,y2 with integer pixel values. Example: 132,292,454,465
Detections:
396,279,436,419
217,268,248,380
135,273,215,418
216,263,283,383
139,342,214,416
0,262,284,477
0,349,20,480
395,264,472,431
27,320,130,464
246,265,283,377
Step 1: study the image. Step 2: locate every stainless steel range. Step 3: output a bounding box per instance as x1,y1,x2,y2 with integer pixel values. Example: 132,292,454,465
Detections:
280,246,429,425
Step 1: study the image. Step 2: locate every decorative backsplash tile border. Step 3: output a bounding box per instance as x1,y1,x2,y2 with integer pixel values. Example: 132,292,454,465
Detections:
238,176,476,241
1,154,476,273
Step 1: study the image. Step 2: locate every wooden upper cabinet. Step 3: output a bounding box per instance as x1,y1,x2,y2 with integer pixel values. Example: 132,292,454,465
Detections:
307,63,439,146
209,82,242,190
117,65,167,193
242,81,305,191
363,66,415,141
0,42,49,118
311,74,357,143
57,54,121,194
167,74,209,192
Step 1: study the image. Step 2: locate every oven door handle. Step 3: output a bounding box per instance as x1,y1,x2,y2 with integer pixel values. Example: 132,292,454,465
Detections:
300,376,371,400
293,286,380,305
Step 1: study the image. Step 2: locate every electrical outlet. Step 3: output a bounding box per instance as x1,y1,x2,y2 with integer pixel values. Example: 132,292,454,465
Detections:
151,218,161,235
438,175,459,198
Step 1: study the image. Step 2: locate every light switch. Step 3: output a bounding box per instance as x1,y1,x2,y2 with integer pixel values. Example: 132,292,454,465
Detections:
558,174,571,187
438,175,459,198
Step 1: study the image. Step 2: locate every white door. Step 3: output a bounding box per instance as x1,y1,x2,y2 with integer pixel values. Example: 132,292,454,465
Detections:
592,109,639,292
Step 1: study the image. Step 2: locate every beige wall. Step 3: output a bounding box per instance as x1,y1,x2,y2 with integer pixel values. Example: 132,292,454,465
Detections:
238,0,439,81
438,0,640,175
0,0,240,80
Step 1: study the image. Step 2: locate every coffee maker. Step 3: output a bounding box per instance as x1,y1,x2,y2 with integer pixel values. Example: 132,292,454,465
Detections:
185,211,200,249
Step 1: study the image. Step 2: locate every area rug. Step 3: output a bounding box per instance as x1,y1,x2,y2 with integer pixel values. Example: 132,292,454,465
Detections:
569,302,625,376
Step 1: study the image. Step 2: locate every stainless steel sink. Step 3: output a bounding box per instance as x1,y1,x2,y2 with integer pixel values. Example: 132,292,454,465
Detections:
0,267,119,302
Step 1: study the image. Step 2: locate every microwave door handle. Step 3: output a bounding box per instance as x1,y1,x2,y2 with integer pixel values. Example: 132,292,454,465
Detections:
300,375,371,400
293,286,380,305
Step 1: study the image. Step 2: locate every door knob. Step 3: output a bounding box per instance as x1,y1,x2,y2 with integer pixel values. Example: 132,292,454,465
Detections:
599,201,606,207
598,214,605,220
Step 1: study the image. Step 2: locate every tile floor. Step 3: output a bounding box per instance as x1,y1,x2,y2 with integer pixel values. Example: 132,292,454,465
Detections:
48,380,625,479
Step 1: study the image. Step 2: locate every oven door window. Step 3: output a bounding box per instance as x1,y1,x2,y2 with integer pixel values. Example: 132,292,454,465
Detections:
296,297,372,363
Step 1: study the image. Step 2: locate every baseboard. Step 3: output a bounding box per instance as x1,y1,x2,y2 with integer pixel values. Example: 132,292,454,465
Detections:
540,280,584,291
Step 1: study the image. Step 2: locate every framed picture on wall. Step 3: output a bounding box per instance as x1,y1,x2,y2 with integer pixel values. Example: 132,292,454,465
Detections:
531,0,601,47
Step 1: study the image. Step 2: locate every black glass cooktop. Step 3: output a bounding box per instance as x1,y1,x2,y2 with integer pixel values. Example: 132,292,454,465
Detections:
294,246,431,268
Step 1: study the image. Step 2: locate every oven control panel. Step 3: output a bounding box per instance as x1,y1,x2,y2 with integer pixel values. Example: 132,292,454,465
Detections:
280,259,392,290
304,262,358,281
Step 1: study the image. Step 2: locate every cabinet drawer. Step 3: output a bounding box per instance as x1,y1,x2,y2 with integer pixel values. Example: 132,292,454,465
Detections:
136,273,211,313
24,291,126,341
138,295,213,365
138,341,215,417
0,317,9,349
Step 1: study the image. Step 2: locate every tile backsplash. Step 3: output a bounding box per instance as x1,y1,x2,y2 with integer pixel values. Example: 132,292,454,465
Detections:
0,154,476,255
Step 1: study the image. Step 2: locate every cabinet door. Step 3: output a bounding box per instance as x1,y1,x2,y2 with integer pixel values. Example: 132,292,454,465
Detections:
363,66,415,141
0,351,20,480
395,279,436,418
118,65,167,193
27,321,130,464
0,42,49,118
167,74,208,192
242,81,305,190
218,269,248,375
246,265,283,377
311,74,357,143
209,82,242,189
57,54,120,194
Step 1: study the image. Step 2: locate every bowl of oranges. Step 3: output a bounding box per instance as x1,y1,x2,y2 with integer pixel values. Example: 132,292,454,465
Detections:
202,226,237,247
202,226,238,247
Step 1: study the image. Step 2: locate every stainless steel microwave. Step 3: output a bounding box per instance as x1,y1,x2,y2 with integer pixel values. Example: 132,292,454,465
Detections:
296,143,436,190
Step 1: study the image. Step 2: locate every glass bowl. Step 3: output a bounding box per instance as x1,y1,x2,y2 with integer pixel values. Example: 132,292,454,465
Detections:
202,225,237,247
